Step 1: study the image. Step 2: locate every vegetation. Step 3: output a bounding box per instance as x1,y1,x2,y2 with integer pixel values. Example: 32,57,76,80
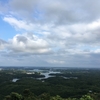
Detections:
0,67,100,100
3,89,94,100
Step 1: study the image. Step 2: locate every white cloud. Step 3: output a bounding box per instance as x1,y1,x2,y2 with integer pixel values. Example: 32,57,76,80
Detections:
3,16,35,31
7,33,52,54
1,0,100,67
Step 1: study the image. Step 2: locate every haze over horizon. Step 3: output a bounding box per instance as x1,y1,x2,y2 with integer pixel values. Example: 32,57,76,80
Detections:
0,0,100,67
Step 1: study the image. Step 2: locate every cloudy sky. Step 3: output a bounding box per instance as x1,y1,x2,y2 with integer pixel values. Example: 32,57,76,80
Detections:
0,0,100,67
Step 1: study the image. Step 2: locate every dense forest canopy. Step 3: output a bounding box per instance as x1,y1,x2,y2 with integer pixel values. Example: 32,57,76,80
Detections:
0,67,100,100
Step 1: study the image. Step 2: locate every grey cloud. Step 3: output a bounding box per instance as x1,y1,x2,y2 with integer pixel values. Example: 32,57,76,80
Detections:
0,50,99,67
0,39,7,50
9,0,39,22
0,39,7,44
8,0,100,25
9,0,37,11
16,35,28,43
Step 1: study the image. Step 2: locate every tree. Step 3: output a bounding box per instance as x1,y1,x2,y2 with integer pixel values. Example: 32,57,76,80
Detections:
11,92,22,100
4,95,11,100
80,95,94,100
39,93,50,100
23,89,37,100
50,95,64,100
4,92,22,100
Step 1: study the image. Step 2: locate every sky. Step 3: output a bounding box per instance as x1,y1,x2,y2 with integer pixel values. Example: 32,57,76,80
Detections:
0,0,100,67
